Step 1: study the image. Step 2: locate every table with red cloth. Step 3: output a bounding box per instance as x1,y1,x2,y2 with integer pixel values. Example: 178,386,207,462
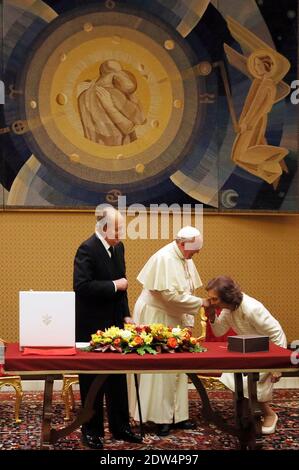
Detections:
4,342,298,450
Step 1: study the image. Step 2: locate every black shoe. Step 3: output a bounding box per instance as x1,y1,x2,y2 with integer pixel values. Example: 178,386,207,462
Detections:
113,429,143,443
174,420,196,430
81,430,104,449
156,423,171,436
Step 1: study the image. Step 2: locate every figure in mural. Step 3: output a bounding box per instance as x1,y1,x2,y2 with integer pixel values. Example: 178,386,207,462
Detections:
224,17,291,185
78,60,146,146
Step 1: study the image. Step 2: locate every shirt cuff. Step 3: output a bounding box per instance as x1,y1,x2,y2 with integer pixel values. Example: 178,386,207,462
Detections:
112,281,117,292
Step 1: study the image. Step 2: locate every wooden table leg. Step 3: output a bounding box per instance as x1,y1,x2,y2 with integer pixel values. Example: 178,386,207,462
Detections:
41,375,55,449
49,374,108,445
247,372,263,449
233,372,261,450
188,373,237,436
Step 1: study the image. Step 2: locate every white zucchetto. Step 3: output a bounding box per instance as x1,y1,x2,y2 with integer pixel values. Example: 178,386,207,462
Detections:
176,226,201,239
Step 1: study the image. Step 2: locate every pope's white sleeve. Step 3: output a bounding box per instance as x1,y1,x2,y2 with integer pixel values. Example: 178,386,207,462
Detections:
210,310,232,337
159,290,202,317
247,304,287,348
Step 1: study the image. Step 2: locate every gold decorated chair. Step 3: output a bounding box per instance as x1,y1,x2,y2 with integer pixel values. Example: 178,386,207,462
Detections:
61,374,79,421
0,375,23,423
0,338,23,423
195,308,227,391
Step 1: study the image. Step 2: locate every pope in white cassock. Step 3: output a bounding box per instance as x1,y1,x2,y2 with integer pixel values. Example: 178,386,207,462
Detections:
130,226,209,436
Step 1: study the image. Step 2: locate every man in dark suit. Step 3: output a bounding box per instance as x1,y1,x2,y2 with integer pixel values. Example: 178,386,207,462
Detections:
74,207,142,449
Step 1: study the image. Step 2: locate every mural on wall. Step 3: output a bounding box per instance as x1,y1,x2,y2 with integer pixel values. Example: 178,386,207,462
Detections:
225,17,291,185
0,0,297,211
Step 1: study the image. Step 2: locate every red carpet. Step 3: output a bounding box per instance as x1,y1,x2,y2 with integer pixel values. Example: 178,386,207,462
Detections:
0,389,298,450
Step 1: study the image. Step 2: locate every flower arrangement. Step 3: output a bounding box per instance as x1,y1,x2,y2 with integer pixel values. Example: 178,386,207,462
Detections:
88,323,206,355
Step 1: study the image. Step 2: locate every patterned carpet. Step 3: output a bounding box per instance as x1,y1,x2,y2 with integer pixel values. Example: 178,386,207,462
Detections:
0,389,298,450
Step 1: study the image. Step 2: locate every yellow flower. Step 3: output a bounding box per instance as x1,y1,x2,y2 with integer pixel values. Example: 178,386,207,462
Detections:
124,324,136,332
103,326,122,338
140,331,153,344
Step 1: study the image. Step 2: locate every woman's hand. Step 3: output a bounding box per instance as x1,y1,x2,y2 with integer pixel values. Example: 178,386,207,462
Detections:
270,372,282,383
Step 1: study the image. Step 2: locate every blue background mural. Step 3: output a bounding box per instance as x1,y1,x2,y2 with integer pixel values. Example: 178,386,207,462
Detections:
0,0,297,211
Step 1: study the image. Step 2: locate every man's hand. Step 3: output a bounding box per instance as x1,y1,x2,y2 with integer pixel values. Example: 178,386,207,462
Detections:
124,316,135,324
202,299,216,323
202,298,210,308
114,278,128,291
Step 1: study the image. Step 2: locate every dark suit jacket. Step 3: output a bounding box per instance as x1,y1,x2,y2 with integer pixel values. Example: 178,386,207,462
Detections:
73,234,130,341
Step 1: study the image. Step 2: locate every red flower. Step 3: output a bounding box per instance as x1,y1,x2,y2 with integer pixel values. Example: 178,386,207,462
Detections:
167,337,178,348
134,335,144,345
136,325,146,333
113,338,121,346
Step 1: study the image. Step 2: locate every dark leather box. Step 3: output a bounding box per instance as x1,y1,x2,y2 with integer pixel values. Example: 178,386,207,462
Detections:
227,335,269,353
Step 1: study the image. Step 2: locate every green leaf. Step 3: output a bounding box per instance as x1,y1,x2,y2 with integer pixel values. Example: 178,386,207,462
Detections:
137,347,146,356
189,345,207,353
144,345,158,355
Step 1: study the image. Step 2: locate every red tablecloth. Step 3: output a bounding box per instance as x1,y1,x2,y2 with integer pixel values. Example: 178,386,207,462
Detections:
4,342,295,373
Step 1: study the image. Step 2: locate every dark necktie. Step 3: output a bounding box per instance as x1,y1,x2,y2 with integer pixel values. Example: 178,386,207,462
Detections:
108,246,114,259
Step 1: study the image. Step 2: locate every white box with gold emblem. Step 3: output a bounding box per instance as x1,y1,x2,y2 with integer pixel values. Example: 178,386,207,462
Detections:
19,291,75,348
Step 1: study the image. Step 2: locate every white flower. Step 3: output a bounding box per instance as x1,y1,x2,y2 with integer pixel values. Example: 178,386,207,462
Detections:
171,327,182,336
120,330,132,340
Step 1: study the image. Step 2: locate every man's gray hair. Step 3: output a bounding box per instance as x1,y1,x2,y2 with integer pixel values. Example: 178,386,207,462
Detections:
95,205,123,233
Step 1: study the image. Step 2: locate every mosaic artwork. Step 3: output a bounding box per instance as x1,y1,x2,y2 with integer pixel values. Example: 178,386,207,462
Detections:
0,0,298,211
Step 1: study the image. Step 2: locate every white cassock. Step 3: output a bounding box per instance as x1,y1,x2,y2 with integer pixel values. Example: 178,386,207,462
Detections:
211,293,287,402
129,241,203,424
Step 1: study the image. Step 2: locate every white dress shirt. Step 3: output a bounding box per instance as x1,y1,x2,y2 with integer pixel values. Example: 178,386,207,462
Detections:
95,229,117,291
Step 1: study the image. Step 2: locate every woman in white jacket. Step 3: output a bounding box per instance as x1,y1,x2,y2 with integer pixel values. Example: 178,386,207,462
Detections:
205,275,287,435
